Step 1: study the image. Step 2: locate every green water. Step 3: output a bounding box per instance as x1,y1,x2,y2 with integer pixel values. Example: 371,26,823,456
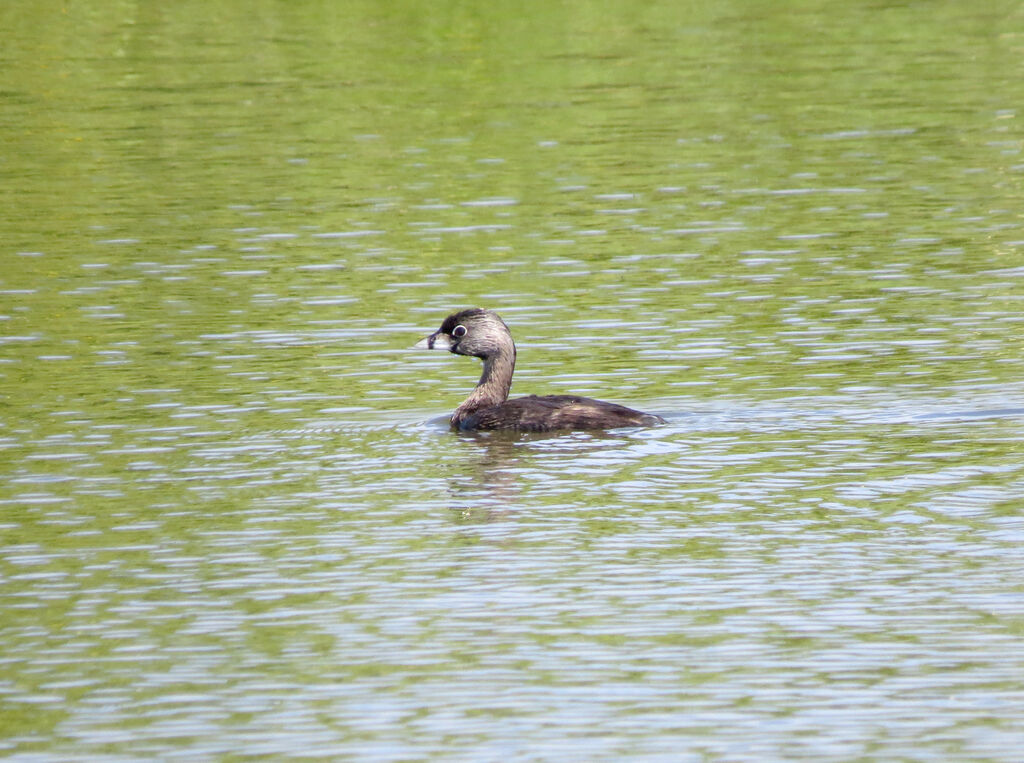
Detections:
3,0,1024,759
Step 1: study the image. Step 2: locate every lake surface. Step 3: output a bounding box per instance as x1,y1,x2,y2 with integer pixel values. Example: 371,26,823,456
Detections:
3,0,1024,759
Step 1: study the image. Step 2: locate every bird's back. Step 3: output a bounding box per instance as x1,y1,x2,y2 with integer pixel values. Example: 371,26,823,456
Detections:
455,394,664,432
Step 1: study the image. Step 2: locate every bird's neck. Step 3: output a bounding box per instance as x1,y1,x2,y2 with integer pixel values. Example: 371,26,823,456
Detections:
453,346,516,423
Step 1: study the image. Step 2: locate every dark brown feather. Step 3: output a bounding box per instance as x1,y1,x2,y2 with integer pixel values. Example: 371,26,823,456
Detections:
458,395,664,432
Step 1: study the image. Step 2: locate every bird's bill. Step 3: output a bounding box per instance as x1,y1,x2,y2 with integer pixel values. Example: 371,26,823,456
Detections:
414,331,453,350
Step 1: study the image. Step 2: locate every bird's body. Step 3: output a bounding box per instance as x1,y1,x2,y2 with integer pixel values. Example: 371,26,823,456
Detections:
453,393,663,432
416,308,664,432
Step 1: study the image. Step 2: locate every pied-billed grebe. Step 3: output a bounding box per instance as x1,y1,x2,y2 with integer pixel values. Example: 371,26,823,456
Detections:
416,308,665,432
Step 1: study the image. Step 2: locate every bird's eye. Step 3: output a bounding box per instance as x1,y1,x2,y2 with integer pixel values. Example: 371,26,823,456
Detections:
452,325,467,338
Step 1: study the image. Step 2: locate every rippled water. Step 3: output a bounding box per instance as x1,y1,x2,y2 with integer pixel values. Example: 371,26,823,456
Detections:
5,397,1024,759
3,0,1024,759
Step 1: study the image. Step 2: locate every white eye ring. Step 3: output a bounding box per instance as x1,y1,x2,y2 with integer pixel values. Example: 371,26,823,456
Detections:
452,325,467,338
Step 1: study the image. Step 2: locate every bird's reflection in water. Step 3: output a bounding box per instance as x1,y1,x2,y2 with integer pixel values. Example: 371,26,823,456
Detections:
443,427,629,523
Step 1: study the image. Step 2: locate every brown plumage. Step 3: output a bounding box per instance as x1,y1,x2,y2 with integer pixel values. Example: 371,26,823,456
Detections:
415,308,665,432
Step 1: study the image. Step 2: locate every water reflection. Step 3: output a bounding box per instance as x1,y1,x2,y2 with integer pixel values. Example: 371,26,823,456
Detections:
4,0,1024,758
447,433,525,521
3,384,1024,759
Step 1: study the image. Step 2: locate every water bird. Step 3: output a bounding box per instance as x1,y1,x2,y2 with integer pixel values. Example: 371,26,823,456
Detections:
416,308,665,432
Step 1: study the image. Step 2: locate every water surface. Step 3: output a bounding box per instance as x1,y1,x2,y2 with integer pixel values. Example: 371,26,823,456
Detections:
3,0,1024,759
